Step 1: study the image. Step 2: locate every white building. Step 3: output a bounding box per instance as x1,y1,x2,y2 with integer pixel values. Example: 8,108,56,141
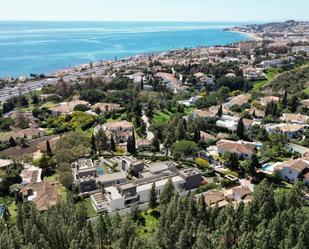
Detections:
264,123,307,139
274,158,309,185
91,168,201,213
216,115,239,132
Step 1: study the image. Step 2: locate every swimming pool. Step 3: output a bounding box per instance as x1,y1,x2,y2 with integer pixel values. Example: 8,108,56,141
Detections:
0,205,4,217
261,163,274,172
96,167,104,176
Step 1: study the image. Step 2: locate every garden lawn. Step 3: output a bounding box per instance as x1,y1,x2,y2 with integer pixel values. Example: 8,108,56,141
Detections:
303,87,309,95
138,209,160,238
81,197,97,218
152,110,173,125
253,69,279,91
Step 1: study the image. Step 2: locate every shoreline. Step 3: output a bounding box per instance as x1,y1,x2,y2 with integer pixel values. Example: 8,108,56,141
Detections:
229,30,261,41
0,28,254,80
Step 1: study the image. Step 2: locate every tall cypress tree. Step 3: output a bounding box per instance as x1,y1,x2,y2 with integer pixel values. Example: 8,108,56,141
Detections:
176,119,186,141
236,118,245,139
131,132,136,154
110,135,116,152
160,178,175,205
217,104,223,117
149,182,158,209
46,140,53,157
194,129,201,143
151,136,160,152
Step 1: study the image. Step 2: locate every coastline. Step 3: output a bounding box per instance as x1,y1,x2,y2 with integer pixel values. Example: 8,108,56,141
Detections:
0,24,254,79
228,29,261,41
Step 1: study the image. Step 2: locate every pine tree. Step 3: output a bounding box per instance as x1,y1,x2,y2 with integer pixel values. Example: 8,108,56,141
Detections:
217,104,223,117
160,178,175,205
175,119,186,141
140,76,144,90
236,118,245,139
95,215,107,249
282,90,288,107
249,153,260,175
46,140,53,157
271,102,278,116
9,136,16,147
110,135,116,152
151,136,160,152
194,129,201,143
131,132,136,154
149,182,158,209
91,133,97,154
290,96,299,113
193,223,210,249
96,129,109,153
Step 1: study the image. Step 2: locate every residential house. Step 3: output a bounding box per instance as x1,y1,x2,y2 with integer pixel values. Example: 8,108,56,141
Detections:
38,136,61,154
216,115,239,132
292,46,309,55
0,159,13,170
225,94,251,109
50,100,90,116
192,109,217,120
280,113,309,124
136,139,152,151
156,72,187,94
243,118,261,130
20,182,59,211
225,186,252,204
178,96,202,107
259,96,280,106
200,131,216,143
216,140,256,159
204,190,229,208
265,123,307,139
0,127,45,143
20,165,42,185
91,168,201,213
274,157,309,185
7,110,40,128
139,161,178,179
72,158,97,193
243,68,266,81
301,99,309,109
91,103,121,113
94,120,134,144
96,172,127,188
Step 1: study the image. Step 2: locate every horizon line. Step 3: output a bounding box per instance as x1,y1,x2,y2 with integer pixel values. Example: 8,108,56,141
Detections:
0,18,306,23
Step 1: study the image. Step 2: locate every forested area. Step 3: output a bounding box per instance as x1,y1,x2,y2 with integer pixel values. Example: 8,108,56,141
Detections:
0,180,308,249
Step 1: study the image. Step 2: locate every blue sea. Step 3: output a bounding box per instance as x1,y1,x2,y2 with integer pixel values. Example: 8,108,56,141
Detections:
0,21,250,78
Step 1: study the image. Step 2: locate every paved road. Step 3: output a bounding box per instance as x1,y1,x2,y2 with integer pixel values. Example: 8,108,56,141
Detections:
0,65,110,103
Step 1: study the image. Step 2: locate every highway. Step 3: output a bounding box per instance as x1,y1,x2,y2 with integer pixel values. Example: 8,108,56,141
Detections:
0,64,110,103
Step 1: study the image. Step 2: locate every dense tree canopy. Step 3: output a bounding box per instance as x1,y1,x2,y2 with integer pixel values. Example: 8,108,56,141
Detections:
0,180,307,249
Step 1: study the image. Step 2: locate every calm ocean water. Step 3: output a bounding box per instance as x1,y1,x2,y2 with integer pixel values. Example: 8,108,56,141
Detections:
0,21,250,77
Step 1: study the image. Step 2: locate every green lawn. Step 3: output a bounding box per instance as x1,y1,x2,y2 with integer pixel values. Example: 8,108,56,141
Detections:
8,201,17,224
152,110,173,125
253,69,279,91
81,197,97,218
303,87,309,95
0,197,17,224
138,209,160,238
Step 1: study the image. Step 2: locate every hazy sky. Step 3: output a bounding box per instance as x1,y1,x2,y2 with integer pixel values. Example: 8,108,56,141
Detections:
1,0,308,22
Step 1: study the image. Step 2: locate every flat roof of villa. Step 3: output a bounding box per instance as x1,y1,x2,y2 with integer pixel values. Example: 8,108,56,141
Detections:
96,172,127,182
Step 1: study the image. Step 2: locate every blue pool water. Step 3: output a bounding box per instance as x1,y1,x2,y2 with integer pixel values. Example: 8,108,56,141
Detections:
96,167,104,176
261,163,274,172
0,21,251,77
0,205,4,217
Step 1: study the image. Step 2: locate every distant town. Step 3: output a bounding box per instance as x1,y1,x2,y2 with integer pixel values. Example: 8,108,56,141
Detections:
0,20,309,249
